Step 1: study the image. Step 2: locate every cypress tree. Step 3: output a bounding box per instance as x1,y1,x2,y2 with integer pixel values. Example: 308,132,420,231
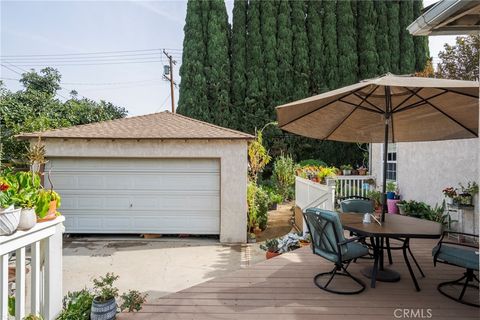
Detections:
413,0,430,71
260,0,278,117
322,0,338,89
387,1,400,74
177,0,208,120
204,0,231,127
374,0,390,75
245,0,265,131
337,0,358,87
230,0,248,130
276,0,293,104
306,0,325,94
357,0,378,79
399,0,415,74
291,0,309,100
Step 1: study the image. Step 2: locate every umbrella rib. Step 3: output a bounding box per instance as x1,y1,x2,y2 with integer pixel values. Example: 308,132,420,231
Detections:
324,106,359,140
279,87,367,127
405,88,478,138
393,90,448,113
338,99,383,113
392,88,423,112
443,88,479,99
352,91,384,113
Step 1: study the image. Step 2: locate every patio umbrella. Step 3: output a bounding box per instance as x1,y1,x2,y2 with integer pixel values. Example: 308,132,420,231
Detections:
276,74,479,222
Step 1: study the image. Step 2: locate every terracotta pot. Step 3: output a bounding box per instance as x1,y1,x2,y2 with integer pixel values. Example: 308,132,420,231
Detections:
253,227,262,236
18,208,37,230
299,240,310,247
266,251,281,259
48,200,57,214
37,212,56,223
358,168,367,176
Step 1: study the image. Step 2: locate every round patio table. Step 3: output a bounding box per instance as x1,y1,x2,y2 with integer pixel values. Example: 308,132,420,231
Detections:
340,213,442,291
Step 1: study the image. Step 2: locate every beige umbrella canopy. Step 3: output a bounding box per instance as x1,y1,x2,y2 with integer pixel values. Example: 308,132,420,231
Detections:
277,74,479,143
276,74,479,221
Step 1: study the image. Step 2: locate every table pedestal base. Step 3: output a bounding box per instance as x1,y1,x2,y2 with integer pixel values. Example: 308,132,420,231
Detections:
361,266,401,282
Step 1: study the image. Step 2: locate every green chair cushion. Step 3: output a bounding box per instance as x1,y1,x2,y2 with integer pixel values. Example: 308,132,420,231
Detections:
340,199,374,214
315,241,369,263
433,244,479,271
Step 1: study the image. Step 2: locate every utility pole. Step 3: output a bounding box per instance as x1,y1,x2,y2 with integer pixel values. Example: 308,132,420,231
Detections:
163,49,176,113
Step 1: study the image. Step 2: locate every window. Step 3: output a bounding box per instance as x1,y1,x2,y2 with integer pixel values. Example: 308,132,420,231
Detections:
383,143,397,181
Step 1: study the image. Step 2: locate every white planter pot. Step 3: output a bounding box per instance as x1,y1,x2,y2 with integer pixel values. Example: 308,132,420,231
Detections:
343,170,351,175
0,206,21,235
446,197,454,205
18,208,37,231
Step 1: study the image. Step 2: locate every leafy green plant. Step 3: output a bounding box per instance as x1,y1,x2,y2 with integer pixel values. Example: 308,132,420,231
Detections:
256,186,269,230
272,154,297,201
1,171,41,209
386,181,397,193
317,167,337,183
248,130,272,183
400,200,431,217
120,290,148,313
57,289,94,320
459,181,478,195
23,314,44,320
367,190,383,208
247,182,258,231
340,164,353,170
35,189,61,218
260,239,279,253
298,159,327,167
92,273,119,302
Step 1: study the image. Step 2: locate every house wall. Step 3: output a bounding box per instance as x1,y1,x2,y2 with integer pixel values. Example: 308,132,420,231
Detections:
37,138,248,243
371,139,479,234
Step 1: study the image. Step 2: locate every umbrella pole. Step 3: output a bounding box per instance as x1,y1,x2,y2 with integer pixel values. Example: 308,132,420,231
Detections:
381,86,392,223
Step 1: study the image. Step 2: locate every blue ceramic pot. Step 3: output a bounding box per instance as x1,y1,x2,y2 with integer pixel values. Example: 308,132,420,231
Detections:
90,297,117,320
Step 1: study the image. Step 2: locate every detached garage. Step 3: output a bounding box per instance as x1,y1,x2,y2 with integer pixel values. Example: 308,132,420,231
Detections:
18,112,253,243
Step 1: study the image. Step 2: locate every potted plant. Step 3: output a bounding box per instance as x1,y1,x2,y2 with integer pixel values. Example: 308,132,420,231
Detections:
396,200,406,215
268,191,283,211
247,232,256,243
90,273,119,320
357,166,368,176
0,180,21,235
340,164,352,175
260,239,280,259
442,187,457,205
35,189,61,222
15,189,38,231
455,182,478,206
119,290,148,313
386,181,396,200
367,190,383,213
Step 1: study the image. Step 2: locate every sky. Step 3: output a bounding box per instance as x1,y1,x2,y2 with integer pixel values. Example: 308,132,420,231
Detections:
1,0,456,116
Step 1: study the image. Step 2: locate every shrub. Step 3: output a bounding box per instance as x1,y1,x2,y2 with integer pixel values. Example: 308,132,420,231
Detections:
273,154,297,200
57,289,93,320
247,183,270,231
92,273,119,302
256,186,270,230
120,290,148,313
298,159,327,167
247,182,258,231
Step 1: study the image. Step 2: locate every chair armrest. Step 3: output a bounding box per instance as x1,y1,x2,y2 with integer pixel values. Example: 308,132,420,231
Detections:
442,230,479,238
338,236,366,246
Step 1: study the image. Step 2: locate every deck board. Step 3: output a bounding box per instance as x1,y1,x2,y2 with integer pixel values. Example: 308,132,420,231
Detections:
119,239,479,320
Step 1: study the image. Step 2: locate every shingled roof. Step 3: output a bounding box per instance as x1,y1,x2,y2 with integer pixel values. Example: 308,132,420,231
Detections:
17,111,254,140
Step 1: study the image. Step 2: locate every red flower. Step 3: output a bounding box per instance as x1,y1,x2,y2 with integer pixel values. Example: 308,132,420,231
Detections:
0,183,9,192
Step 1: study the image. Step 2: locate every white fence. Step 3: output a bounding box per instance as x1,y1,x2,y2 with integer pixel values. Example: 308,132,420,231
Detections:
1,217,64,320
329,175,376,198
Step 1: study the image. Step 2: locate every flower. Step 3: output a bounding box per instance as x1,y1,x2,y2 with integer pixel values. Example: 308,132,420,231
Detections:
0,183,9,192
442,187,457,198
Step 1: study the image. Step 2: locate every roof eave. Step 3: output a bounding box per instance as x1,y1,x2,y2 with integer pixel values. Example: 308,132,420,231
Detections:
16,135,254,141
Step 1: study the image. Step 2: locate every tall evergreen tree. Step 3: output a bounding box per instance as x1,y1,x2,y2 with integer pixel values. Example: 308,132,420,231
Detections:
413,0,430,71
260,0,278,117
399,0,415,74
276,0,293,104
230,0,248,130
387,1,400,74
337,0,358,87
322,0,338,89
291,0,309,100
245,0,265,131
357,0,378,79
204,0,231,127
306,0,325,94
374,0,390,75
177,0,208,120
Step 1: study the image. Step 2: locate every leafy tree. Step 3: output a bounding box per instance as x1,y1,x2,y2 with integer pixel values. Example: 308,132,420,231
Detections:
276,0,293,104
399,0,415,74
387,1,401,74
205,0,231,127
374,0,390,75
177,0,208,120
230,0,248,130
337,0,358,86
290,0,309,100
322,0,338,89
436,35,479,81
306,0,325,94
0,69,127,162
413,0,430,72
260,0,278,117
357,0,378,79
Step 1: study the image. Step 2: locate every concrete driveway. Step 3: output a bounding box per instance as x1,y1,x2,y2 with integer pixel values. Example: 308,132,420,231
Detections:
63,236,266,302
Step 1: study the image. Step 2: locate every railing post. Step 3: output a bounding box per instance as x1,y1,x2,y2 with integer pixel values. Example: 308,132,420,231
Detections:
43,223,63,320
0,254,8,319
326,179,336,210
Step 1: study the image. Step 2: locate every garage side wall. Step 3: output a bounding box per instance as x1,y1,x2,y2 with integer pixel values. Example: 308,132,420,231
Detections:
40,138,248,243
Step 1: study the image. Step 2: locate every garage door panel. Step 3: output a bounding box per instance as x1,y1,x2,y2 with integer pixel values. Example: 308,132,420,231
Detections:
46,158,220,234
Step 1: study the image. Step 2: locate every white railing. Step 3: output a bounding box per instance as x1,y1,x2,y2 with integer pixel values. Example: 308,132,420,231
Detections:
328,175,376,198
1,216,64,320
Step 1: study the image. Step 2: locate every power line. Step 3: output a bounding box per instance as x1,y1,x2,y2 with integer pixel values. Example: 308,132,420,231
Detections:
1,48,182,58
2,60,165,67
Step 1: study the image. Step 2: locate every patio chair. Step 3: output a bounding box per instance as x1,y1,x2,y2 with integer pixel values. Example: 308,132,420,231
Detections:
340,198,394,264
303,208,369,294
432,231,479,307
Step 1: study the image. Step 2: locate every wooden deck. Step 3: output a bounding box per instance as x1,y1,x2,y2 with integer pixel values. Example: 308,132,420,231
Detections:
119,239,479,320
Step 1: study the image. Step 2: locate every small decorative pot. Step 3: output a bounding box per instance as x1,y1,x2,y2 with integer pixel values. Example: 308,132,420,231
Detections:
37,212,57,223
48,200,57,214
358,168,367,176
342,169,351,175
386,192,396,200
445,197,454,205
397,204,406,215
18,208,37,231
266,251,281,259
90,297,117,320
387,199,400,214
0,206,21,236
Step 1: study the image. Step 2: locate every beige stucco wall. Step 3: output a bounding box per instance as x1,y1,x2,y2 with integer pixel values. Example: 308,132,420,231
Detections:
37,138,248,243
371,139,479,234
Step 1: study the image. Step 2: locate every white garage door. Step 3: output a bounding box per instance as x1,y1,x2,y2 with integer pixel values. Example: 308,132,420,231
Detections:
45,158,220,234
